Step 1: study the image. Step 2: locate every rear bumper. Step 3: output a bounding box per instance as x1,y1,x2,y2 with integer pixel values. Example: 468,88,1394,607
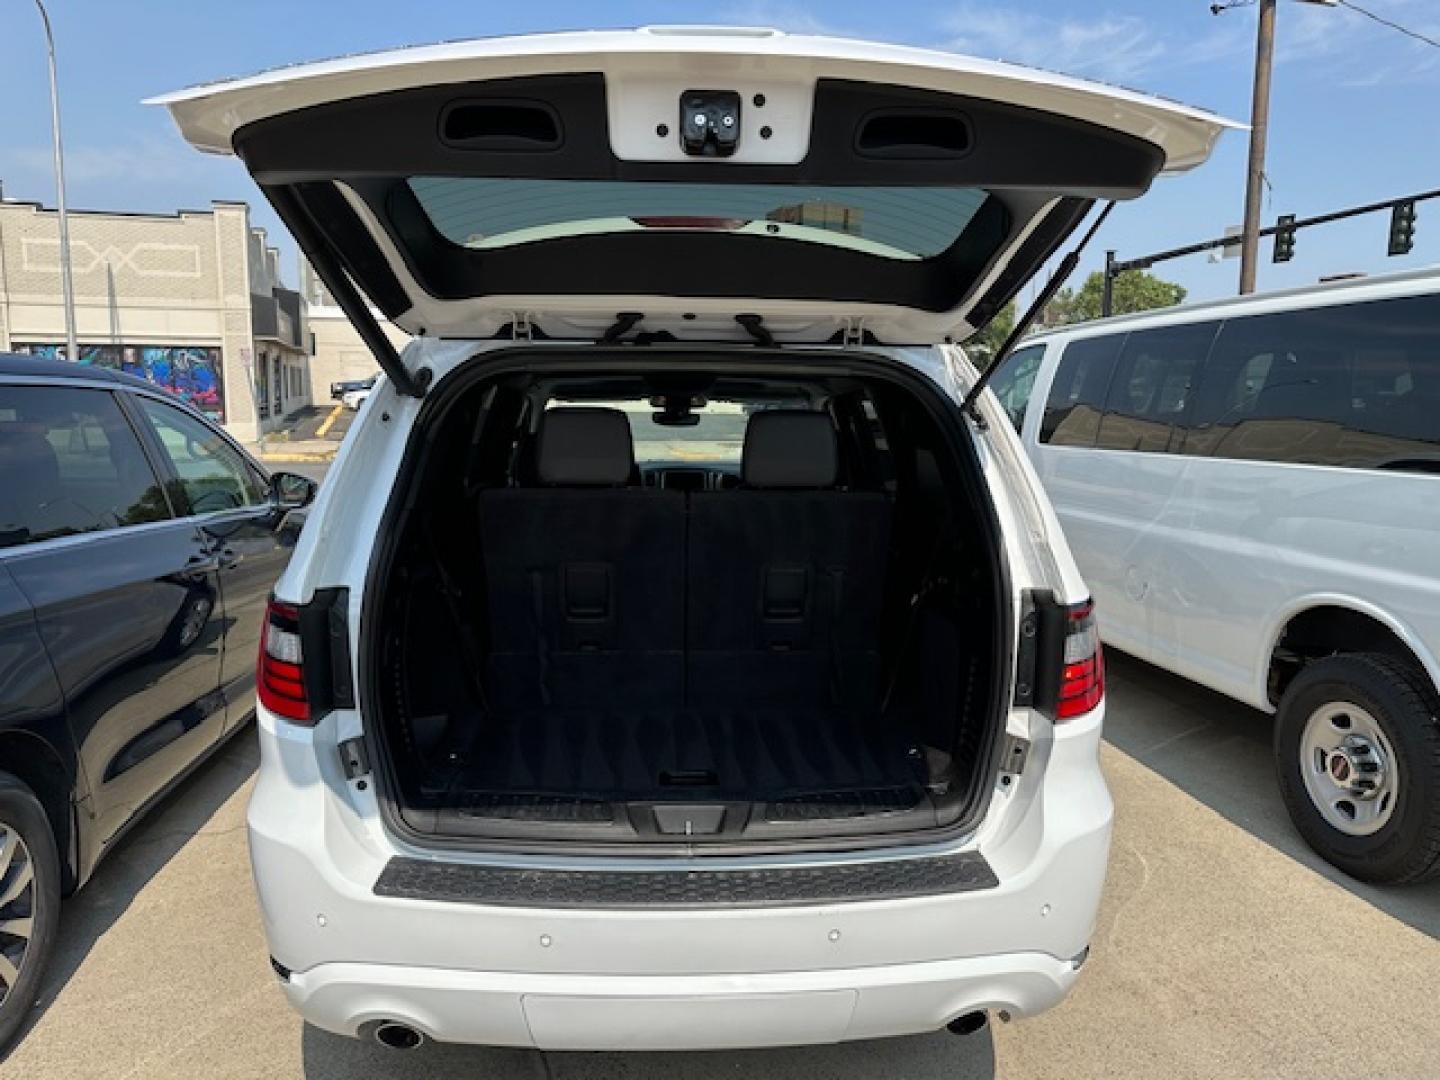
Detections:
286,951,1081,1050
247,704,1112,1049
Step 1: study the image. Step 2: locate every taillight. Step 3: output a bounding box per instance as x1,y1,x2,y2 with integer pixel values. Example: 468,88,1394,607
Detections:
258,599,311,724
1056,601,1104,721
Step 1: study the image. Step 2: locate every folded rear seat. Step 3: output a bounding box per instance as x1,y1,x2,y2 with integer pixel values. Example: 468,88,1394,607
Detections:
686,410,892,709
478,407,685,709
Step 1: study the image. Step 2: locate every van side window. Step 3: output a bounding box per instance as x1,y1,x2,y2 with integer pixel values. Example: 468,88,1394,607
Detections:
1039,335,1123,447
985,344,1045,433
1095,322,1217,453
1185,295,1440,468
0,385,171,549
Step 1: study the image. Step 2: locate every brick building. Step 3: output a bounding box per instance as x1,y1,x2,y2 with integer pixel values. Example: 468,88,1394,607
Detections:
0,194,312,443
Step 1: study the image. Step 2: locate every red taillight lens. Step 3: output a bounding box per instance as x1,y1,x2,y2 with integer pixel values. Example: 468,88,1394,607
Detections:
258,600,311,724
1056,601,1105,721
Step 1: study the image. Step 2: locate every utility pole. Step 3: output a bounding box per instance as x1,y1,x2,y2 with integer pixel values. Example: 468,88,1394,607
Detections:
1233,0,1338,293
34,0,78,362
1238,0,1277,295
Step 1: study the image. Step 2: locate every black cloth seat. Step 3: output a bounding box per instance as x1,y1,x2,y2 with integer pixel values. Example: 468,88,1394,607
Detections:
687,410,892,708
479,408,684,708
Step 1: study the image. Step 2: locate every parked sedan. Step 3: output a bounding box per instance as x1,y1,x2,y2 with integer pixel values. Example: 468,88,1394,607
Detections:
329,375,376,401
0,354,316,1047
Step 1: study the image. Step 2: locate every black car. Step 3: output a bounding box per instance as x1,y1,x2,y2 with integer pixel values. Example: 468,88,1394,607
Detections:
0,355,315,1047
328,375,376,400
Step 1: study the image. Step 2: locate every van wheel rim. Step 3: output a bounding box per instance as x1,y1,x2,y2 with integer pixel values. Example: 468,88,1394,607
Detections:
1299,703,1397,837
0,824,36,1006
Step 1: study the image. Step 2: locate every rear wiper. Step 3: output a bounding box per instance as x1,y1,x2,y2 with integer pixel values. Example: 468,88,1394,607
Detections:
961,201,1117,427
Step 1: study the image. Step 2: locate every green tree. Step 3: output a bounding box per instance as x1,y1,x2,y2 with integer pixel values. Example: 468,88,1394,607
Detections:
968,301,1016,368
1046,269,1186,325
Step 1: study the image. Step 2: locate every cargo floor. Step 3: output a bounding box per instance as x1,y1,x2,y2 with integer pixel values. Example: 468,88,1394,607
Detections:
425,706,926,812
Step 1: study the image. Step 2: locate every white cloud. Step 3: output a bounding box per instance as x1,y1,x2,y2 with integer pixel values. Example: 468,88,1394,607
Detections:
714,2,850,37
943,6,1170,85
1274,0,1440,86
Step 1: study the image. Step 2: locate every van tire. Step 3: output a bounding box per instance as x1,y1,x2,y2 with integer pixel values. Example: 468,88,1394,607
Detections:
0,773,62,1050
1274,653,1440,885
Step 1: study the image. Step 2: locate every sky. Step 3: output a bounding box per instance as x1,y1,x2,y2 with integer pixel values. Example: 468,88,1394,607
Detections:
1,0,1437,306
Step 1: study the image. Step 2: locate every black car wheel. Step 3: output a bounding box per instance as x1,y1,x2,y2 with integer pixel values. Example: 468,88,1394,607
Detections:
1274,653,1440,885
0,774,61,1050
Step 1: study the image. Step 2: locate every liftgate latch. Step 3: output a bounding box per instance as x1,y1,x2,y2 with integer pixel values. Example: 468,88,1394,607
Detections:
338,737,370,780
1000,734,1030,778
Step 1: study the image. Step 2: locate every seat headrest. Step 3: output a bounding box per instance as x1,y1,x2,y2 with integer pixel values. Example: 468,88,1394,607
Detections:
536,407,634,486
742,410,839,488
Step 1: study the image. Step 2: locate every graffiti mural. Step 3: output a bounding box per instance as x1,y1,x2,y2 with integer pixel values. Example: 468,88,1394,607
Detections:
14,343,225,421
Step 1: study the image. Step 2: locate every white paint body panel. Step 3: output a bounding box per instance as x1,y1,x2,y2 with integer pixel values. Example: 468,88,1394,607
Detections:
1014,269,1440,711
253,340,1111,1048
150,27,1235,344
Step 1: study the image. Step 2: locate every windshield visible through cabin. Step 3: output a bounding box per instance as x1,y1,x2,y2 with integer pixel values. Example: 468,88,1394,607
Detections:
546,398,807,466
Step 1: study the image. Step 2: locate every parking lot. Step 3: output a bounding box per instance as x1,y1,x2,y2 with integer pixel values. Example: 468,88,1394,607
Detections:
3,652,1437,1080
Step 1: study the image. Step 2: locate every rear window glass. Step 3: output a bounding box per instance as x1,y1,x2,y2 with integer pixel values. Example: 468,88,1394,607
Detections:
1183,294,1440,468
409,178,992,260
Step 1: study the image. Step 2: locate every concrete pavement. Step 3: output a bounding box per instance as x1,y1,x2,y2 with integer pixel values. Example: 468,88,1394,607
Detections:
4,655,1439,1079
246,404,354,465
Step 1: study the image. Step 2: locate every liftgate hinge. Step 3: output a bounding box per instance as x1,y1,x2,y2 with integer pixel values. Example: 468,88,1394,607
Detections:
338,737,370,780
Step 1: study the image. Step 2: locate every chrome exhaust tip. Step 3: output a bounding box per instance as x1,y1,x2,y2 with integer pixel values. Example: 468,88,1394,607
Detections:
946,1011,988,1036
373,1021,425,1050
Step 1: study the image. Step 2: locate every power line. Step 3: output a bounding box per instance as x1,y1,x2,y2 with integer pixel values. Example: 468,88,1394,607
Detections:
1337,0,1440,51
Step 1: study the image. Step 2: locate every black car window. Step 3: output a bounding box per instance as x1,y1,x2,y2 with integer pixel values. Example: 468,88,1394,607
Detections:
985,344,1045,433
1184,294,1440,468
136,397,267,514
1095,322,1218,453
1039,335,1124,447
0,384,171,549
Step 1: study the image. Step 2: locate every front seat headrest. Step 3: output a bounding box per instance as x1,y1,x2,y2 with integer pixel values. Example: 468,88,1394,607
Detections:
742,410,839,489
536,407,635,486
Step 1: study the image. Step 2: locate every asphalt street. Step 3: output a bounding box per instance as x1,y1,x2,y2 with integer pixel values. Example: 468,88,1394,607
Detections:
4,651,1438,1079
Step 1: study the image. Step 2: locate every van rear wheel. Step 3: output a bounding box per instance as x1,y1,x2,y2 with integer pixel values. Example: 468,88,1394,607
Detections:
1274,653,1440,885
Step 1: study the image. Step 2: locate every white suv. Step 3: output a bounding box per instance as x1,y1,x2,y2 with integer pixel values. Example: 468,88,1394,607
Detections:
156,28,1228,1051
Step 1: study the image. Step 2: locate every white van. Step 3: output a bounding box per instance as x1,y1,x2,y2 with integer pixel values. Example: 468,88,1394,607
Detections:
155,28,1229,1051
991,269,1440,885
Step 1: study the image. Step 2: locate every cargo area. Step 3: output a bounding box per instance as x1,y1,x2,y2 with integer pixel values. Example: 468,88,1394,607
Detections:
365,354,1009,850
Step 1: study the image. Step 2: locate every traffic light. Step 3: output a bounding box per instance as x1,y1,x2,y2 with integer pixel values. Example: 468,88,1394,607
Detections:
1273,214,1297,264
1389,201,1417,257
